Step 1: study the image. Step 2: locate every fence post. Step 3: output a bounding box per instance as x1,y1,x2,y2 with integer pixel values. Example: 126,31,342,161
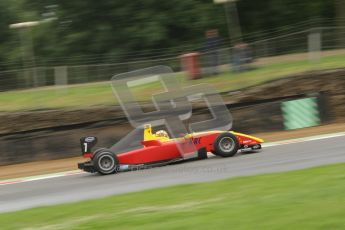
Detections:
308,28,321,64
54,66,68,93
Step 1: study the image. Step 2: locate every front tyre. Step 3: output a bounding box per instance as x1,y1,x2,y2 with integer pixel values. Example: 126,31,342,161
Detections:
92,149,119,175
213,133,239,157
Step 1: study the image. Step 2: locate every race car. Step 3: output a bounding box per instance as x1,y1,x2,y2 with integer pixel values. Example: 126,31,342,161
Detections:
78,124,264,175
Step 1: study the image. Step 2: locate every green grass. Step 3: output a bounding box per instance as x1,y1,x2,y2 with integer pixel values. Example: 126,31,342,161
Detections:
1,54,345,111
1,163,345,230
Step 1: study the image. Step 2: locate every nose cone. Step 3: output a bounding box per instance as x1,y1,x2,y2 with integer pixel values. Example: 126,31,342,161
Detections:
256,137,264,143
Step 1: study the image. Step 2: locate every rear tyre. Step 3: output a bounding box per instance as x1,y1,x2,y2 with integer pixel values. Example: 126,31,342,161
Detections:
92,149,119,175
213,133,239,157
93,148,107,155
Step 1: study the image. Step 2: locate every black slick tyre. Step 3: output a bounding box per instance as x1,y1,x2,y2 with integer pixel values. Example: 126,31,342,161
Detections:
213,133,239,157
92,149,119,175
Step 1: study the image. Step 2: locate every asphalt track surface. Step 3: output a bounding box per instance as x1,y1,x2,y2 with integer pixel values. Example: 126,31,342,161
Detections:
1,135,345,213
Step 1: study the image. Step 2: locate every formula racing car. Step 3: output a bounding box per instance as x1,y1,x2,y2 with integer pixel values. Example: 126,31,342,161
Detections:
78,124,264,175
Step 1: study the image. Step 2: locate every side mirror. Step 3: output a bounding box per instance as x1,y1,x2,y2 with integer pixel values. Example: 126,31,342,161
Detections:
80,136,98,154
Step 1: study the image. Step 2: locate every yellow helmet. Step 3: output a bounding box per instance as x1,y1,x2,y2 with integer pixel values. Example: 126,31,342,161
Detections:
155,130,169,139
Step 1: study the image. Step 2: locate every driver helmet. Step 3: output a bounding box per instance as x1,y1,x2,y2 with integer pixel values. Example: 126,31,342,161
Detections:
155,130,169,138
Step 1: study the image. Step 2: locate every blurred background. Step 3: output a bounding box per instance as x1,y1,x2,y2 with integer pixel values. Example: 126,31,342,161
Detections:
0,0,344,166
0,0,344,91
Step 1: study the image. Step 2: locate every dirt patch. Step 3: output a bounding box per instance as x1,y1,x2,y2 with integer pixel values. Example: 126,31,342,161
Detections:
0,157,83,180
255,123,345,142
1,123,344,180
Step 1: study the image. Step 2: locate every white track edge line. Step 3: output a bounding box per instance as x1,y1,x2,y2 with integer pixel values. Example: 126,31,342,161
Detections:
262,131,345,147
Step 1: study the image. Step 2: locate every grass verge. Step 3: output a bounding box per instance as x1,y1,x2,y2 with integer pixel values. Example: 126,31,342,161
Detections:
0,54,344,111
1,163,345,229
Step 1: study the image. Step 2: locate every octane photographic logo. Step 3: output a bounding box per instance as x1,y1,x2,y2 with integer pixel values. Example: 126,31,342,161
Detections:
111,66,233,157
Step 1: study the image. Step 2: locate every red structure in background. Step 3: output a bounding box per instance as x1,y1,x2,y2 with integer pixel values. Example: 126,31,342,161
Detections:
180,52,201,80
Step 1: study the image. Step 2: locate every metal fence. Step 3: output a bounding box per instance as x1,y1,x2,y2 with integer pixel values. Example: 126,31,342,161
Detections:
0,26,344,92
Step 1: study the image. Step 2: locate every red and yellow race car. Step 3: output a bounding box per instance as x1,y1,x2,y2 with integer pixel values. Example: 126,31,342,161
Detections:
78,124,264,175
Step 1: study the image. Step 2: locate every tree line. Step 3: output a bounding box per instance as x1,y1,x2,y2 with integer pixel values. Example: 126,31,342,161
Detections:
0,0,340,70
